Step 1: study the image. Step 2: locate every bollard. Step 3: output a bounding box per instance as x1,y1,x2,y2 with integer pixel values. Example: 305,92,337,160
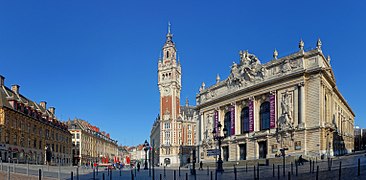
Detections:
291,162,293,175
110,169,112,180
254,165,256,180
358,158,361,176
134,167,136,177
103,173,105,180
211,171,213,180
97,165,99,175
120,168,121,176
160,174,162,180
312,160,315,173
27,162,29,176
207,166,209,176
39,169,42,180
131,170,133,180
316,166,319,180
288,171,291,180
257,164,259,180
77,166,79,180
93,168,95,180
273,164,275,177
71,171,74,180
295,160,298,176
164,166,166,177
58,165,61,180
179,166,181,176
234,166,237,180
310,160,312,173
215,171,218,180
186,172,188,180
277,165,280,180
13,161,15,173
174,170,176,180
246,163,248,172
7,166,10,180
339,161,342,180
108,168,110,176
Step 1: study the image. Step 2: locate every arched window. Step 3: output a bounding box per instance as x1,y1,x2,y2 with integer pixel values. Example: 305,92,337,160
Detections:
260,102,270,130
224,112,231,136
241,107,249,133
166,51,170,58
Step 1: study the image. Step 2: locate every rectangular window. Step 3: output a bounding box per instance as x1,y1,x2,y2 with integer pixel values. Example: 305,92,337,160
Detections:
76,133,80,139
13,134,17,145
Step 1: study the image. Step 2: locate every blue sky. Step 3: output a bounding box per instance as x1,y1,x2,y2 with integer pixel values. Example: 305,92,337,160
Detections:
0,0,365,146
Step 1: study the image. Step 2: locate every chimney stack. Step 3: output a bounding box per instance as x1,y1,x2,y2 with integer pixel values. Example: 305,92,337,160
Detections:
0,75,4,87
12,84,20,94
40,101,47,109
48,107,55,115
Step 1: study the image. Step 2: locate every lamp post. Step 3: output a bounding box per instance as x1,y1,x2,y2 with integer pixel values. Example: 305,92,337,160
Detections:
212,122,228,173
143,140,150,170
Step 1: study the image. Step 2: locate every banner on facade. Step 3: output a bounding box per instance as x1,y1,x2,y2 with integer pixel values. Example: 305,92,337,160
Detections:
249,100,254,132
270,94,276,129
214,110,219,136
230,106,235,135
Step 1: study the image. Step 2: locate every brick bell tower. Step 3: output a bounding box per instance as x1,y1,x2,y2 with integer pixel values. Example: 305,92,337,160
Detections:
158,23,182,121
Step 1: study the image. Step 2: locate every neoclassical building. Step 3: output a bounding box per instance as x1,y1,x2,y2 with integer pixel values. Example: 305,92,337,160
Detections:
196,39,354,162
0,75,72,165
150,25,197,167
66,119,119,166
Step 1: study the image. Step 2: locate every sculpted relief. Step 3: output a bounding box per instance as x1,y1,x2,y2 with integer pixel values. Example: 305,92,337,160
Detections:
278,90,294,131
227,51,268,88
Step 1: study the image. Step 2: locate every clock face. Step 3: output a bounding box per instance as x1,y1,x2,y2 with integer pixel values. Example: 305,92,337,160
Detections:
164,88,171,94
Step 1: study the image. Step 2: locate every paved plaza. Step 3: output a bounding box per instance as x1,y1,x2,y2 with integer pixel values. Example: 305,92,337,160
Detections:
0,153,366,180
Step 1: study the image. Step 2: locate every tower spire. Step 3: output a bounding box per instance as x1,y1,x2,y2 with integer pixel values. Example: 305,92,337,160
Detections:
168,21,171,34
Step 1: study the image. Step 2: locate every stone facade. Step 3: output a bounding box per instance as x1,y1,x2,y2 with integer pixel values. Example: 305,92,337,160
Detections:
67,119,118,166
196,40,355,162
0,76,72,165
150,25,197,167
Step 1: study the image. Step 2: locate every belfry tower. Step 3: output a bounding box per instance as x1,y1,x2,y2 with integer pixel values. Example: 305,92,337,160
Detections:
158,23,182,121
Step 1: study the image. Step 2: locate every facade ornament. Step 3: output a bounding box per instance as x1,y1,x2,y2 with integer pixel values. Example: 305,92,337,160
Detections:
327,55,331,63
299,39,304,50
273,49,278,59
216,74,220,84
316,38,322,50
201,82,205,90
278,90,294,131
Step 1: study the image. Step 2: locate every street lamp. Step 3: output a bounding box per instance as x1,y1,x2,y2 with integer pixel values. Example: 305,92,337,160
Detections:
212,122,228,173
143,140,150,170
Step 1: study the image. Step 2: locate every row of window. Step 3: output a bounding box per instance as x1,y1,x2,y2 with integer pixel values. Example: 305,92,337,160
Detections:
223,101,271,135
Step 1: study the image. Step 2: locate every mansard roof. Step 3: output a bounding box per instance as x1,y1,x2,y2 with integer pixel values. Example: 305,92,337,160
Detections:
0,77,69,132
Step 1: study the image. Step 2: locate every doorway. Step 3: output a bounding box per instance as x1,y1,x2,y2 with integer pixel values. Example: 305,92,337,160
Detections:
222,146,229,161
258,141,267,159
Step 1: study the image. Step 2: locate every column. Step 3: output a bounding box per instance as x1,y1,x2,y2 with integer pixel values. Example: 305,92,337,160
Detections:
298,83,305,128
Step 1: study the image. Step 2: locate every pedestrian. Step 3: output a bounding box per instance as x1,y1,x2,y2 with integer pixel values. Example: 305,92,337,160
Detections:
199,161,203,170
298,155,304,166
137,162,141,172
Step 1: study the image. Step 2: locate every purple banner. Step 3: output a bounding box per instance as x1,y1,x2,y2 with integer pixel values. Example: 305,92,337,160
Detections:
270,94,276,129
214,111,219,136
249,100,254,132
230,106,235,135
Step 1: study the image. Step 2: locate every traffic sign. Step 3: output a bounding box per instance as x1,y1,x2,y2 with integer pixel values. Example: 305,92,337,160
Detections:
207,149,220,156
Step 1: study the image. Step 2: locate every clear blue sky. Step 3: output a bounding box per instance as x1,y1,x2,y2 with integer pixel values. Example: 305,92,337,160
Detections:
0,0,365,146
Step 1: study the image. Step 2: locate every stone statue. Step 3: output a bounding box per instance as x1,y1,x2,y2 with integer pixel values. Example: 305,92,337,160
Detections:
278,90,293,130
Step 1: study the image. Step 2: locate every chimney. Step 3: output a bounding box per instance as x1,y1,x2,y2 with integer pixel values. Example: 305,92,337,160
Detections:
0,75,4,87
40,101,47,109
48,107,55,115
12,84,20,94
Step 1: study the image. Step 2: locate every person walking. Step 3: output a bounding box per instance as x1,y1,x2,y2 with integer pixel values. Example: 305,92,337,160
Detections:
298,155,304,166
199,161,203,170
137,162,141,172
